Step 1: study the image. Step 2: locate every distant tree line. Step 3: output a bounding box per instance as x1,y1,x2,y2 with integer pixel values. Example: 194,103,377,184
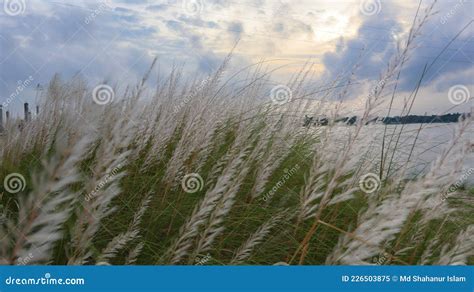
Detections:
380,113,470,124
303,113,471,127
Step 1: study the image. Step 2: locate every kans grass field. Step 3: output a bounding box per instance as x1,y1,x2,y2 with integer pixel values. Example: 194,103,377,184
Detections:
0,0,473,266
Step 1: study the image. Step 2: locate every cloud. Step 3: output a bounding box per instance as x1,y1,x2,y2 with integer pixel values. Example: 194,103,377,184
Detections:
397,1,474,92
0,0,472,115
319,0,473,113
146,4,169,12
228,21,243,38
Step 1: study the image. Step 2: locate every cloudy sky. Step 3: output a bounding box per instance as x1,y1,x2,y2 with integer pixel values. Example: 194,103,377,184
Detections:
0,0,473,115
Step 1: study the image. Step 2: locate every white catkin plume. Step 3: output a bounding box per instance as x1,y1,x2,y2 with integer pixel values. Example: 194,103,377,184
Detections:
324,229,352,265
166,131,253,264
165,173,231,264
194,120,227,173
230,212,285,265
191,167,249,261
436,226,474,265
206,151,231,189
328,119,471,265
419,238,439,265
250,119,290,199
417,215,450,265
125,242,145,265
296,125,351,223
1,79,88,163
97,195,151,264
191,146,253,260
298,156,329,222
68,106,136,265
161,61,232,187
332,182,449,265
9,134,95,265
251,150,285,199
162,115,203,186
141,110,180,170
139,68,191,170
301,3,437,233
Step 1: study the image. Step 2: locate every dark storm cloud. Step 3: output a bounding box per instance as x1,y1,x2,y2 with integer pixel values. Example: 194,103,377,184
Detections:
0,1,158,113
397,1,474,92
321,0,473,97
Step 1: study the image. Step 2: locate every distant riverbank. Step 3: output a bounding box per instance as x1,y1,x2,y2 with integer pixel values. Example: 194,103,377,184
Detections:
304,113,471,127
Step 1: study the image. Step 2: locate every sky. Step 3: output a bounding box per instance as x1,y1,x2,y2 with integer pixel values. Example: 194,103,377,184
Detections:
0,0,473,116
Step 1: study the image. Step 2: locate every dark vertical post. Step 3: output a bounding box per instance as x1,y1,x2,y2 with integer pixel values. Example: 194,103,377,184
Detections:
24,103,29,122
6,111,10,121
0,105,3,132
36,105,39,115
